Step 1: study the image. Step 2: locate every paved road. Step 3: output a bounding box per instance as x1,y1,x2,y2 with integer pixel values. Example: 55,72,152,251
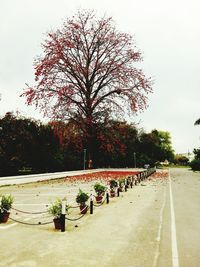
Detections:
167,168,200,267
105,168,200,267
153,168,200,267
0,168,199,267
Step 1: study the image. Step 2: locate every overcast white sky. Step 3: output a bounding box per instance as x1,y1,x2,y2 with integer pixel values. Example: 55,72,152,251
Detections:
0,0,200,154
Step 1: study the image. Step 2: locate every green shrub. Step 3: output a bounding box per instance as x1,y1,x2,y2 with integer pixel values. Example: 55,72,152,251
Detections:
94,183,106,196
190,159,200,171
48,198,69,218
119,179,125,187
76,189,89,204
109,179,118,189
0,194,14,212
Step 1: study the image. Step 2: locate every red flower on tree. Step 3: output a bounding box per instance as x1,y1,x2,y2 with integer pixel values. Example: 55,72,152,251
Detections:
21,10,153,166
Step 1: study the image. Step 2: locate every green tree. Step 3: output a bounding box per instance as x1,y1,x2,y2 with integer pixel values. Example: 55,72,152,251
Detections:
174,155,189,165
138,130,175,166
0,112,62,176
155,130,175,162
194,118,200,125
193,148,200,159
190,120,200,170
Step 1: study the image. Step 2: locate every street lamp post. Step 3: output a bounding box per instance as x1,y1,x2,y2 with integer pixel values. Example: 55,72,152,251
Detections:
133,152,136,168
83,149,86,170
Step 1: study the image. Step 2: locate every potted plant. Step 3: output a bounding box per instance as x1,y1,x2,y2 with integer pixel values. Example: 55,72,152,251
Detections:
0,194,14,223
48,198,69,230
119,179,125,192
127,176,132,187
94,183,106,203
109,180,118,197
76,189,89,214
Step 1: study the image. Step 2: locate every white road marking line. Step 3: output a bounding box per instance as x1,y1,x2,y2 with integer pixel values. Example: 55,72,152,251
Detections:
153,187,167,267
169,171,179,267
156,188,167,242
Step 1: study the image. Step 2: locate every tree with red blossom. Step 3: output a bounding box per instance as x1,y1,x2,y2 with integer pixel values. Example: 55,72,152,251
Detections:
21,10,153,167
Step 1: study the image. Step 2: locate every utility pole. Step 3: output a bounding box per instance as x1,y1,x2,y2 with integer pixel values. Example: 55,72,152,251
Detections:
83,149,86,170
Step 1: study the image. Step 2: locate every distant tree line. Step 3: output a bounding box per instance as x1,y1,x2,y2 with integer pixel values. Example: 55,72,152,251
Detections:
173,154,189,166
0,112,175,176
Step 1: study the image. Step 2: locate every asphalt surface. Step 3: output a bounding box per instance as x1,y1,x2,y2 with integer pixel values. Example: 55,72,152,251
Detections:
0,168,199,267
167,168,200,267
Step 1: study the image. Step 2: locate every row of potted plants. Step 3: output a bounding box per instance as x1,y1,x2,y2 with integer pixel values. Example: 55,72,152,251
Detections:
48,178,133,229
48,183,107,229
0,179,127,228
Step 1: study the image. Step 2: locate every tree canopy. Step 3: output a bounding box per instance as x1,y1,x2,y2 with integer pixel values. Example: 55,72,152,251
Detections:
21,10,153,165
0,112,62,176
139,130,175,165
194,118,200,125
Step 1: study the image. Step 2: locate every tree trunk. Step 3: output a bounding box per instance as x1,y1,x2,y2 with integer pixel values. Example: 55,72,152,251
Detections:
86,129,94,169
85,114,96,169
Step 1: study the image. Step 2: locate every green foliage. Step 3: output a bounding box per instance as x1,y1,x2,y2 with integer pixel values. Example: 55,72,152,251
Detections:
76,189,89,204
190,148,200,171
109,180,118,188
190,159,200,171
127,177,132,184
0,112,63,176
48,198,69,219
194,118,200,125
138,129,175,166
0,194,14,212
193,148,200,159
119,179,125,187
94,183,106,195
174,155,189,165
